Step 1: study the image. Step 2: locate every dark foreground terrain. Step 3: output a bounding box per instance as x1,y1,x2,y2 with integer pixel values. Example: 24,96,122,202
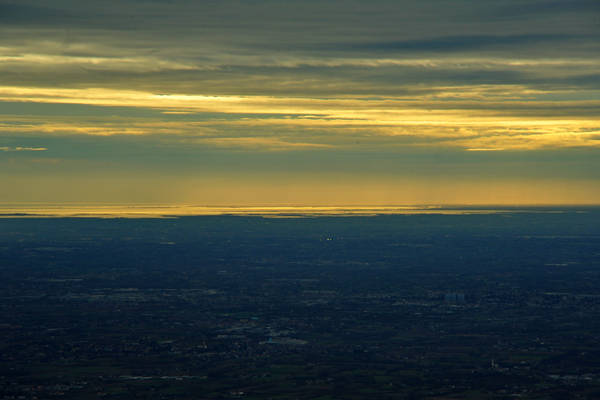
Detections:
1,209,600,399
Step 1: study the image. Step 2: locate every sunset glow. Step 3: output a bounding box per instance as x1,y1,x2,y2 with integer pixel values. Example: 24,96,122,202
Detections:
2,0,599,206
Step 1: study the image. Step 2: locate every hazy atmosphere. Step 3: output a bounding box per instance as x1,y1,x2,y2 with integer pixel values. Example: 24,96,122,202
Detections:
1,0,599,205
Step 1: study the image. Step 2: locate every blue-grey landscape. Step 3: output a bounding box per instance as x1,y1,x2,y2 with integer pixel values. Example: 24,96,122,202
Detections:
2,208,600,398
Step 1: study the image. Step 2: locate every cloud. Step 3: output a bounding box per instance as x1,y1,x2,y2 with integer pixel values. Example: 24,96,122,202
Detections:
196,137,333,151
0,3,70,24
465,148,505,152
494,0,600,18
0,146,47,152
341,34,587,53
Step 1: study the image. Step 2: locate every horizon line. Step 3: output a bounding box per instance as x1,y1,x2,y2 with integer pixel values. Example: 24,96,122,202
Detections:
1,203,598,219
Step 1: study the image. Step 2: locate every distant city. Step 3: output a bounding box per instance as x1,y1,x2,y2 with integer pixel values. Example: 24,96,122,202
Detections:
2,209,600,398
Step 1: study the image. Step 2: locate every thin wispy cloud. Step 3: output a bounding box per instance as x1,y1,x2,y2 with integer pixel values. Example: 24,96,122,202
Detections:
0,146,47,152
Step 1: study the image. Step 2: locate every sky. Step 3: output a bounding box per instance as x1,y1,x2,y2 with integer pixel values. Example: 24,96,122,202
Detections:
1,0,599,205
